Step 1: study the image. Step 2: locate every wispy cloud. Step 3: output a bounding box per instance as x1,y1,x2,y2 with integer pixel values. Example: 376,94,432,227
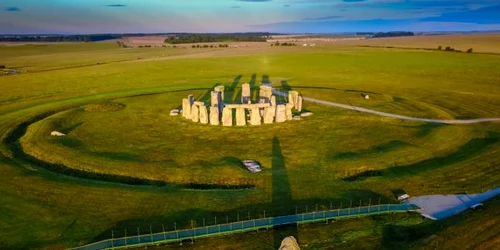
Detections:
105,4,127,8
303,15,343,21
238,0,272,2
4,7,21,12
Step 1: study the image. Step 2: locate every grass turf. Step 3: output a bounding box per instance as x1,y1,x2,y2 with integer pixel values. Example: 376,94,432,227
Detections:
0,40,499,249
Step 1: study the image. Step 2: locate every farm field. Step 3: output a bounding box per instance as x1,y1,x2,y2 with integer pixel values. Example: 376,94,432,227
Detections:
0,35,499,249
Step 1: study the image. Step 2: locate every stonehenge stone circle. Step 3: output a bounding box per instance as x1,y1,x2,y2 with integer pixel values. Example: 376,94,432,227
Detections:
176,78,307,126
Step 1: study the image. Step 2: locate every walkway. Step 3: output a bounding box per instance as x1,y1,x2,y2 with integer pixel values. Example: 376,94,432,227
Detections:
72,203,419,250
273,90,500,124
406,187,500,220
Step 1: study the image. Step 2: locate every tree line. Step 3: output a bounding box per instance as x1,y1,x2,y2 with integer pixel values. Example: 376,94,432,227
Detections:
165,33,268,44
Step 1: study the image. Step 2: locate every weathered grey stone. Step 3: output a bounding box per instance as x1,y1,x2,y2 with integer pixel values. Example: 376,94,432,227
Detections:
295,96,303,112
236,108,246,126
199,105,208,124
222,107,232,126
263,106,275,124
224,103,270,109
170,109,180,116
193,101,204,106
182,98,191,119
241,83,251,104
276,104,286,123
270,95,277,107
259,85,273,103
188,94,195,106
300,111,313,117
214,85,224,101
211,91,221,108
288,91,299,107
191,105,199,122
209,107,220,125
285,103,293,121
250,107,261,125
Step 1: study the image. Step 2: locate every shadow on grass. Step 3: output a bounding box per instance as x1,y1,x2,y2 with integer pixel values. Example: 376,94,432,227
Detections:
331,140,412,160
343,133,500,182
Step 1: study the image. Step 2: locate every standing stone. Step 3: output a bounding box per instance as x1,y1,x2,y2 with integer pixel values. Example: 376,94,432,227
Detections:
211,91,221,108
250,107,261,125
199,105,208,124
263,107,275,124
285,103,293,121
222,107,232,127
259,85,273,103
236,108,246,126
214,85,225,101
270,95,277,107
191,105,199,122
209,107,220,125
288,91,299,107
296,96,303,112
275,104,286,123
182,98,191,119
188,94,195,106
241,83,251,104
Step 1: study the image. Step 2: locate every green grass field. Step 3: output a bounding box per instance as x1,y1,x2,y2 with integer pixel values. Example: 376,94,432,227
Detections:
0,40,499,249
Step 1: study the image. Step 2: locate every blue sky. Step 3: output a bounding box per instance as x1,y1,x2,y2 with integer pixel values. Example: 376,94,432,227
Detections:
1,0,499,34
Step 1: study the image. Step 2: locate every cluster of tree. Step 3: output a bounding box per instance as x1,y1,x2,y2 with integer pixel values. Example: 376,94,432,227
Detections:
137,45,168,48
370,31,415,38
0,34,122,42
116,41,128,48
165,33,268,44
271,42,297,46
0,65,5,69
191,44,229,48
437,46,473,53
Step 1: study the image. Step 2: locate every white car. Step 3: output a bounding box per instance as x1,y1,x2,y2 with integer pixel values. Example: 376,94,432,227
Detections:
242,160,261,173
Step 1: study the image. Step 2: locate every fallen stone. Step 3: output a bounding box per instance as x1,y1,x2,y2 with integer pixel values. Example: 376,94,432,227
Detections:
300,112,313,117
50,131,66,137
170,109,180,116
293,115,301,120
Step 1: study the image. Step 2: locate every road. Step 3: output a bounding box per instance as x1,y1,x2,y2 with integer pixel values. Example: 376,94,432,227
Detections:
273,90,500,124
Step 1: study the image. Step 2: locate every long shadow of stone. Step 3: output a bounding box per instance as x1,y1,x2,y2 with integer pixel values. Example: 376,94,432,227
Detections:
226,75,242,103
249,73,257,102
331,140,412,160
271,136,298,248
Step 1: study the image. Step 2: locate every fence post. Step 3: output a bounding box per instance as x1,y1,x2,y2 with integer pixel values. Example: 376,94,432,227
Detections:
358,200,361,214
125,229,128,246
150,224,153,243
162,224,166,241
111,230,114,249
369,198,371,212
137,227,140,244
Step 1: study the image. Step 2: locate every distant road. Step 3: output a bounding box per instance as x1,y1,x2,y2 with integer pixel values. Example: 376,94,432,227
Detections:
273,90,500,124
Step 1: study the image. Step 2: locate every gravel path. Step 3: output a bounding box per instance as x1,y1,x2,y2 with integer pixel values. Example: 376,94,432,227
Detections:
273,90,500,124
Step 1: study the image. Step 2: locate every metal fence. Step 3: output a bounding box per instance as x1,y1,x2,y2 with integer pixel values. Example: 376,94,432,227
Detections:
72,203,419,250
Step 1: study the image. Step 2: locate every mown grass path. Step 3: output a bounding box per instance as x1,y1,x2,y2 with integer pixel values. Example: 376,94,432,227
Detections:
273,90,500,124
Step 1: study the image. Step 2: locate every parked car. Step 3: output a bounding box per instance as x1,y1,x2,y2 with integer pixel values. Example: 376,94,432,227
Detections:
242,160,261,173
